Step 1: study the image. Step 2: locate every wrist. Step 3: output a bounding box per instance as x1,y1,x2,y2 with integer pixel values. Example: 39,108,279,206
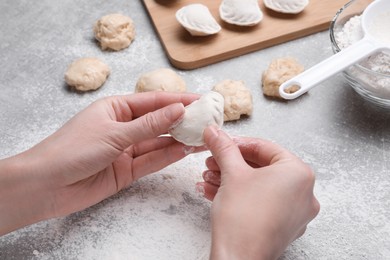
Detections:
210,231,275,260
0,150,54,235
209,215,286,260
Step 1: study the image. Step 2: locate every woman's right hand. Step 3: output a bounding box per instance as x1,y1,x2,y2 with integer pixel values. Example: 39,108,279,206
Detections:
200,126,320,260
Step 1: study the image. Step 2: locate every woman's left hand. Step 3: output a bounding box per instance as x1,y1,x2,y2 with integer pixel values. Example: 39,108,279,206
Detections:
0,92,200,235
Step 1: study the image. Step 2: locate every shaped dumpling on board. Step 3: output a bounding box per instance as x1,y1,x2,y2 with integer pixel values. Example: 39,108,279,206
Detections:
263,0,309,14
176,4,221,36
219,0,263,26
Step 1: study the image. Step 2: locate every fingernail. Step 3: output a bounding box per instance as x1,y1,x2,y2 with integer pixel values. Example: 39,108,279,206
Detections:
203,170,221,186
165,103,184,121
195,182,205,197
168,104,185,130
203,170,214,182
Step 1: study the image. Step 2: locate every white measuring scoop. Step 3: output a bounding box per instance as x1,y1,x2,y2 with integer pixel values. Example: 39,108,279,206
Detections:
279,0,390,100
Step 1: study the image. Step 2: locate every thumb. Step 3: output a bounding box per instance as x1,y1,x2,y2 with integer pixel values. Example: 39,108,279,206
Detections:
116,103,185,149
203,126,247,174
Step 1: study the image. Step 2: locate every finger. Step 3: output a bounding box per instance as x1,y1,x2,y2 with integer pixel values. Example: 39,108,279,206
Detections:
233,136,295,167
196,182,218,201
110,92,200,122
202,170,221,186
131,141,190,181
205,157,220,171
206,155,259,171
116,103,185,149
131,136,178,157
203,126,247,174
131,136,204,158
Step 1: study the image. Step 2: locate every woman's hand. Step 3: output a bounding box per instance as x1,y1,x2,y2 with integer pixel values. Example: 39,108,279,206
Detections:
0,92,200,235
199,126,320,260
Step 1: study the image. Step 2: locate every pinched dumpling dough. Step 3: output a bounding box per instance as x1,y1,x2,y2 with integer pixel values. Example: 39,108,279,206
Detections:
135,68,186,93
176,4,221,36
212,80,253,121
64,57,110,92
262,57,304,98
169,92,224,146
94,13,135,51
220,0,263,26
264,0,309,14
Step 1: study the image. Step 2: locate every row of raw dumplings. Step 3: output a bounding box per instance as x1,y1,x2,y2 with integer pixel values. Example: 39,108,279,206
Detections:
176,0,309,36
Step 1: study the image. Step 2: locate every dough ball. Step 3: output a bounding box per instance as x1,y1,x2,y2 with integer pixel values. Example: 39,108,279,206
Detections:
169,91,224,146
135,68,186,93
212,79,253,122
94,13,135,51
262,57,304,98
64,57,110,92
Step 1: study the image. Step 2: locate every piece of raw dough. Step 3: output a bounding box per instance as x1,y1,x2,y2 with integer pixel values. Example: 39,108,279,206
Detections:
94,13,135,51
64,57,110,92
262,57,304,98
219,0,263,26
212,79,253,121
135,68,186,93
169,91,224,146
176,4,221,36
263,0,309,14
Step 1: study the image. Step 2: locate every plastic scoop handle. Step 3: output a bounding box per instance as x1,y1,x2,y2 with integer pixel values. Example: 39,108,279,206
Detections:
279,38,381,100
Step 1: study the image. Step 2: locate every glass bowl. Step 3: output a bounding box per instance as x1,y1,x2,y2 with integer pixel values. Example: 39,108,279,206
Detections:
330,0,390,108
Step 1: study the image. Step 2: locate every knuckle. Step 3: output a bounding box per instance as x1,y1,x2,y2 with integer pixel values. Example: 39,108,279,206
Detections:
141,112,162,135
304,164,316,185
215,141,235,157
296,162,320,218
294,160,316,186
311,197,321,218
297,226,307,238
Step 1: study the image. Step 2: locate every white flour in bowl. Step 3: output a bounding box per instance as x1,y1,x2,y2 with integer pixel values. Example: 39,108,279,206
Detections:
334,14,390,99
335,15,390,74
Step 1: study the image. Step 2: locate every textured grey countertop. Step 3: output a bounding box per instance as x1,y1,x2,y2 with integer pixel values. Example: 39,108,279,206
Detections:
1,1,389,259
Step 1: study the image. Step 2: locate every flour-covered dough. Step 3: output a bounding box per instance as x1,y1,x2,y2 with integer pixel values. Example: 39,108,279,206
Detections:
135,68,186,93
94,13,135,51
213,79,253,121
219,0,263,26
64,57,110,92
176,4,221,36
262,57,304,98
169,92,224,146
264,0,309,14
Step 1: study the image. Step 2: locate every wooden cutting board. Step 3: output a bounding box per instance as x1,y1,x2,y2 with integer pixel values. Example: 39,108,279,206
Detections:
142,0,348,70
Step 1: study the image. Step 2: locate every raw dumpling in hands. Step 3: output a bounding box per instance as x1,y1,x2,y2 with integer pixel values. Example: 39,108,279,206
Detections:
176,4,221,36
169,91,224,146
219,0,263,26
264,0,309,14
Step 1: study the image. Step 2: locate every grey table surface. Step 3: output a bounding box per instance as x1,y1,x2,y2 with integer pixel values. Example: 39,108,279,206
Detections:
0,1,389,259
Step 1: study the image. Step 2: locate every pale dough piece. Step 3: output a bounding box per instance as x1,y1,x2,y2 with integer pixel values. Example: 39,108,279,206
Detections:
135,68,186,93
64,57,110,92
262,57,304,98
212,79,253,121
264,0,309,14
219,0,263,26
94,13,135,51
169,92,224,146
176,4,221,36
